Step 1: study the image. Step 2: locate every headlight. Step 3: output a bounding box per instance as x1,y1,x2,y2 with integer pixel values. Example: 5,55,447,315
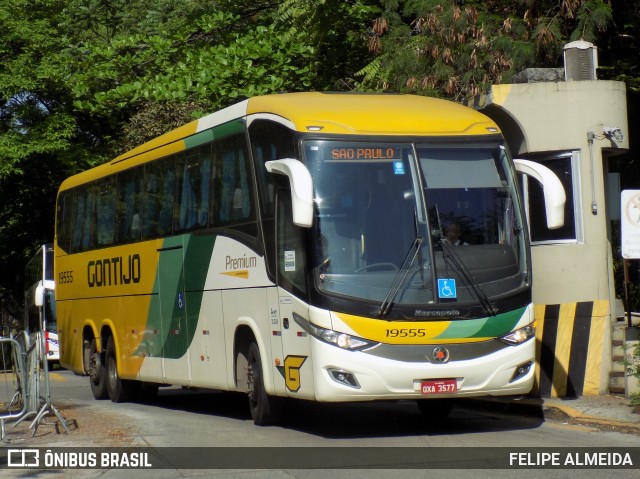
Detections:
293,313,377,351
499,322,536,345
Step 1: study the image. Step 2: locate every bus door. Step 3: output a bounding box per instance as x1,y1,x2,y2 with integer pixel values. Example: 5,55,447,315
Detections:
156,240,190,384
274,191,313,399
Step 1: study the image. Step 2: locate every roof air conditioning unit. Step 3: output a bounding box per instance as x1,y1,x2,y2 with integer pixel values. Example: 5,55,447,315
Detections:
563,40,598,81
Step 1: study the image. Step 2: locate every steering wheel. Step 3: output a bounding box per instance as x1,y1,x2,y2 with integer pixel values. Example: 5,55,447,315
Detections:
355,262,399,273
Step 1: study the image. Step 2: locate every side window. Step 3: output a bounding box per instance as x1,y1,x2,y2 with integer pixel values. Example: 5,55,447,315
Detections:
144,156,176,238
248,120,296,219
70,187,87,253
248,120,297,277
115,167,144,244
211,134,255,227
520,152,580,243
96,176,116,247
277,191,308,297
56,191,72,252
175,147,211,232
80,185,97,251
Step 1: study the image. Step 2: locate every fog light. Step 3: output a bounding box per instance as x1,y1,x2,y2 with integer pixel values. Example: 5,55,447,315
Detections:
328,368,360,388
510,361,533,382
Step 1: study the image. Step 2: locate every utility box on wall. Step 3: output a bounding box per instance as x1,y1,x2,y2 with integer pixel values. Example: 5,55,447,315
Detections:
564,40,598,81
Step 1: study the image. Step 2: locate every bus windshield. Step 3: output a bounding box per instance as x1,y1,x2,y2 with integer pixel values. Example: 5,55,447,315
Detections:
304,139,527,309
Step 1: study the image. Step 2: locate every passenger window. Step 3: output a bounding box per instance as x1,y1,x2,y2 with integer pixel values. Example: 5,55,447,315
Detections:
56,191,72,252
115,167,144,243
211,134,255,226
70,187,87,253
144,156,176,238
96,176,116,247
175,147,212,232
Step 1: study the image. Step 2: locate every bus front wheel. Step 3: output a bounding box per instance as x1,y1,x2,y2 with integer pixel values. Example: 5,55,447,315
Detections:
247,342,282,426
105,336,137,403
89,338,108,400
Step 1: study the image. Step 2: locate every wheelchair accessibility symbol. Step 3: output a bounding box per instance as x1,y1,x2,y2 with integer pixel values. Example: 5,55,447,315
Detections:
438,279,457,299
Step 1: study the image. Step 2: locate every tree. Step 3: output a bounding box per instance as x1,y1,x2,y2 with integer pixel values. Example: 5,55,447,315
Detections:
357,0,614,100
0,0,318,306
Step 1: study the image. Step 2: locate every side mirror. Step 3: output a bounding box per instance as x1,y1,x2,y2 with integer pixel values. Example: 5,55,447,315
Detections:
514,159,566,229
34,281,45,308
265,158,314,228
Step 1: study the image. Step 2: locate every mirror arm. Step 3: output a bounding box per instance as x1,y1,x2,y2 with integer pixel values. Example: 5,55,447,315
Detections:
265,158,314,228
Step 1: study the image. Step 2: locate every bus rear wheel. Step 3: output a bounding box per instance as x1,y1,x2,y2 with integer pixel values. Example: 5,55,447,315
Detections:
89,338,108,400
247,342,282,426
105,336,137,403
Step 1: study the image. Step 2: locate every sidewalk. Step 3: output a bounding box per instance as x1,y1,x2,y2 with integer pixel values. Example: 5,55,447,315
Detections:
470,393,640,435
543,394,640,434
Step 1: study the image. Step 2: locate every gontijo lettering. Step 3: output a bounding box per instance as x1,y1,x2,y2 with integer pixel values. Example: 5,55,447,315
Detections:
87,254,141,287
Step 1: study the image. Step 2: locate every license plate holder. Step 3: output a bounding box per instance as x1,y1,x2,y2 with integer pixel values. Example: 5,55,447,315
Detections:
420,378,457,395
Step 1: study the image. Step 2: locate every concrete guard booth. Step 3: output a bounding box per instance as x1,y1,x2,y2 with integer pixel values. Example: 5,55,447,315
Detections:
468,41,629,397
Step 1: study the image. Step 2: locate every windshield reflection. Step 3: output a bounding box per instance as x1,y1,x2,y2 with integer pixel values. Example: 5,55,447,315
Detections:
303,140,527,309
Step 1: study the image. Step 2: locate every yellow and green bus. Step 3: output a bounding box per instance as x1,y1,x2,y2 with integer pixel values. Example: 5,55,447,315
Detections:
55,92,560,425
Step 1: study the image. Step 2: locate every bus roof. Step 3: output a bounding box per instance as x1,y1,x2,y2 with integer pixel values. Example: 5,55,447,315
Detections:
59,93,499,190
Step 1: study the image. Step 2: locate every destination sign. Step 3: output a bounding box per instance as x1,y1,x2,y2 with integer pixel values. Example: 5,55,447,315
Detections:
330,147,398,160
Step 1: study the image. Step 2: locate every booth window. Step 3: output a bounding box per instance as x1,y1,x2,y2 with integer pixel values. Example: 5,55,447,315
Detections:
519,152,581,244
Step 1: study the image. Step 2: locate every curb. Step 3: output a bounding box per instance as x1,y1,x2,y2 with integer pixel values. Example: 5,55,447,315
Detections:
461,396,640,435
542,401,640,434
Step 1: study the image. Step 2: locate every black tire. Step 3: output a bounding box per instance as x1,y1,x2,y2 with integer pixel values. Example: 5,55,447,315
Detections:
247,342,282,426
89,338,108,400
417,399,454,421
105,336,137,403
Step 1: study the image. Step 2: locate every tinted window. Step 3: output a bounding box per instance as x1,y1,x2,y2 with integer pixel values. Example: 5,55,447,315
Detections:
115,167,144,244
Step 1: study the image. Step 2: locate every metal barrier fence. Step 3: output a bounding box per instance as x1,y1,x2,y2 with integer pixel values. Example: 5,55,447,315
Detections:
0,331,69,442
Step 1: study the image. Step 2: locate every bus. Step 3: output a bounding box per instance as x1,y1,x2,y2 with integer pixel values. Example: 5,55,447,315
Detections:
54,92,563,425
24,244,59,367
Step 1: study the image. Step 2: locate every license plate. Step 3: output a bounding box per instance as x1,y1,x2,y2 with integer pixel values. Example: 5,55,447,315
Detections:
420,379,457,395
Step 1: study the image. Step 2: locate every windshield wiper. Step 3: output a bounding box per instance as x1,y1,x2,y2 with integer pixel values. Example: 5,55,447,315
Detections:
440,240,497,317
377,236,424,318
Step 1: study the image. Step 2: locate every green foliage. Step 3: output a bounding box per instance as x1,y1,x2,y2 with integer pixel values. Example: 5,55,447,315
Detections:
69,20,316,114
357,0,616,99
272,0,381,89
357,1,537,99
0,0,638,318
623,341,640,406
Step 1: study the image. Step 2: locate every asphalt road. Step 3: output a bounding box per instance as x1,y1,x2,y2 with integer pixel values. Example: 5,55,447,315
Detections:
2,368,639,478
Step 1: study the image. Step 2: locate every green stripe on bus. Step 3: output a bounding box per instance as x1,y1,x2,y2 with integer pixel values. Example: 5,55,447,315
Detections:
473,307,526,337
185,120,245,150
434,307,526,340
141,234,216,359
182,234,217,349
184,129,214,149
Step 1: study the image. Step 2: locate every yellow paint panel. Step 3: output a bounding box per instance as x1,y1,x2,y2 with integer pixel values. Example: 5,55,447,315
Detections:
489,85,513,107
551,302,577,397
247,93,499,136
220,270,249,279
333,312,453,344
583,299,609,396
532,304,547,394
